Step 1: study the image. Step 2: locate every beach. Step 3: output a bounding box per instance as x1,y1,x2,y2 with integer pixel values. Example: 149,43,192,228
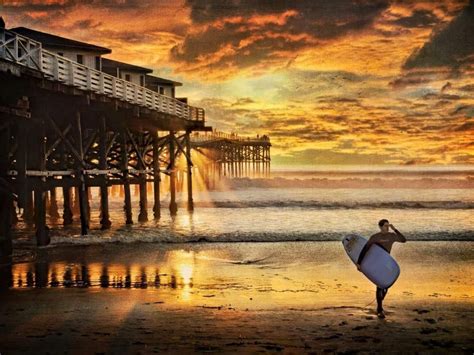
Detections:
2,168,473,353
1,241,473,353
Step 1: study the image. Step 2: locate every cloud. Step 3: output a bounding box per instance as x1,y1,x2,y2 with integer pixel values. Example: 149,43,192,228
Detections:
402,158,436,165
231,97,256,106
451,121,474,132
403,2,474,69
391,9,439,28
272,148,393,166
171,0,390,75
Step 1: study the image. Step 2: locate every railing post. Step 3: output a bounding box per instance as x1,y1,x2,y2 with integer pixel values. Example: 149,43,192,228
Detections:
68,61,74,86
111,76,116,96
86,69,91,91
13,35,18,62
26,40,31,67
99,73,104,94
53,55,59,81
0,29,5,58
37,44,43,72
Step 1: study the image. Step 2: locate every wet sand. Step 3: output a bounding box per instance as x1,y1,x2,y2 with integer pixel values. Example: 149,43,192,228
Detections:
1,241,473,353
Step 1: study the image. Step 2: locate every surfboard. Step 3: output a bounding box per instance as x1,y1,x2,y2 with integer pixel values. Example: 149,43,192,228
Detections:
342,234,400,289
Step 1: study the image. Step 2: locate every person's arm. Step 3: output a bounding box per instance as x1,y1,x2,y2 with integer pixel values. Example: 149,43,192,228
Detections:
389,224,406,243
356,236,376,268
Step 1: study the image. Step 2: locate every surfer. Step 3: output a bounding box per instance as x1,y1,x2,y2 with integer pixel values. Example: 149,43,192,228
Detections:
356,219,406,319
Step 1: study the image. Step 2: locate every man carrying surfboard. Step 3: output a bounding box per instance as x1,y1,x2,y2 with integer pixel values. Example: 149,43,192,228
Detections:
356,219,406,319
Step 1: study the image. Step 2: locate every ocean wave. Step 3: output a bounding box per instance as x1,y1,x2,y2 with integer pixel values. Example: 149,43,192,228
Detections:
25,230,474,248
218,176,474,189
191,200,474,209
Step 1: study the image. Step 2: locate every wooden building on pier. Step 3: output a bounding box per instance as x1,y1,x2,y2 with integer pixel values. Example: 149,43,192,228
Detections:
10,27,111,71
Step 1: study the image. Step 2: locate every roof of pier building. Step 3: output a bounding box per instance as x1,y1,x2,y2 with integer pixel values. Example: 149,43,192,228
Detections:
101,58,153,76
10,27,111,54
145,75,182,88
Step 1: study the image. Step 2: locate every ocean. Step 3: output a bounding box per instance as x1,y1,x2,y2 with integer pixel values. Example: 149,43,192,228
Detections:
6,166,474,291
13,166,474,246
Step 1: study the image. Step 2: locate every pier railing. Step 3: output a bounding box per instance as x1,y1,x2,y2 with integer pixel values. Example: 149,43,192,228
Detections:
0,28,205,122
191,131,270,143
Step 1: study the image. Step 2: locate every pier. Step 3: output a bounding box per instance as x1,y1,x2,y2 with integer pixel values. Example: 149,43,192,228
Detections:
192,131,271,185
0,26,270,261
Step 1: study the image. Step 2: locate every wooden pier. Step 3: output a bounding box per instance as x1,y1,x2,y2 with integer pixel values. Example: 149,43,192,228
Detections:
191,131,271,185
0,26,270,262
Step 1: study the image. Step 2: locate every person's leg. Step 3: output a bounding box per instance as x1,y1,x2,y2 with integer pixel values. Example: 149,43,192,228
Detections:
376,287,386,318
376,287,384,312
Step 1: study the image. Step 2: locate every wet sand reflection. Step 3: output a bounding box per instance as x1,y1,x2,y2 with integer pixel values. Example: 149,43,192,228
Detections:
9,250,197,291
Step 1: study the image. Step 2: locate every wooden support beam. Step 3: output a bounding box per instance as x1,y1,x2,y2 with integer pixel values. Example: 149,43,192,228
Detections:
23,190,34,225
126,129,147,170
152,132,161,219
121,129,133,224
168,131,177,215
185,131,194,212
33,120,50,246
138,132,148,222
76,112,89,235
99,116,111,229
62,185,73,225
48,117,87,169
61,143,73,225
15,122,28,210
0,121,13,263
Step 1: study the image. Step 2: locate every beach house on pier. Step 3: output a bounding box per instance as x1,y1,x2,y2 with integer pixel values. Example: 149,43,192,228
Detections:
9,27,185,98
101,58,152,87
145,75,182,98
102,58,182,98
10,27,111,71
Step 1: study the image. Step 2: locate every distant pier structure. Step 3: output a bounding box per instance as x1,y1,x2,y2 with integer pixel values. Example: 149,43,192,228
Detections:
192,131,271,185
0,24,270,259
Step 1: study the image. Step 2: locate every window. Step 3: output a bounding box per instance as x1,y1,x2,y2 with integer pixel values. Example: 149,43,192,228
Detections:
95,56,101,70
140,75,144,87
77,54,84,64
159,87,164,95
171,87,175,98
125,74,131,82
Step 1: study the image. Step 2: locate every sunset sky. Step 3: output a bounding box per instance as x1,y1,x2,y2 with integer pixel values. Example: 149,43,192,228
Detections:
2,0,473,166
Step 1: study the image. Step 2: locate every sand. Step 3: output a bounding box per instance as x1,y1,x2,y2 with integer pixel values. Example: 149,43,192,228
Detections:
1,241,473,353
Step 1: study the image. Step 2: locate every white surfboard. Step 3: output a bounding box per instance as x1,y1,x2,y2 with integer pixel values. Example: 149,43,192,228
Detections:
342,234,400,289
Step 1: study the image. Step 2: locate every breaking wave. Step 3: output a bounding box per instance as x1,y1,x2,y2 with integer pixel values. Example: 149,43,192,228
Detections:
27,230,474,247
192,200,474,209
219,176,474,189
